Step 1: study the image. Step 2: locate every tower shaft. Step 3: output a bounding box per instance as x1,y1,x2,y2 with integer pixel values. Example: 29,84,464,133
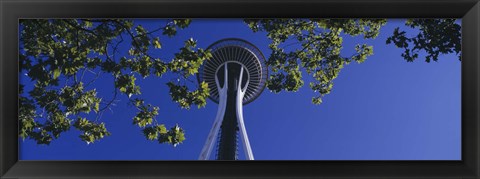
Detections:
217,88,239,160
217,63,242,160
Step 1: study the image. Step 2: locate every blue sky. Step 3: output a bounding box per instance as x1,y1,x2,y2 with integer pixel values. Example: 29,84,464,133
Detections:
19,19,461,160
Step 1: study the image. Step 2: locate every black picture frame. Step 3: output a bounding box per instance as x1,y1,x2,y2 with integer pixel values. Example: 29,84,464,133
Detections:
1,0,479,178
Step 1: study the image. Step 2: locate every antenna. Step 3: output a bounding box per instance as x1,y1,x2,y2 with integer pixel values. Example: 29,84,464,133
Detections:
197,38,268,160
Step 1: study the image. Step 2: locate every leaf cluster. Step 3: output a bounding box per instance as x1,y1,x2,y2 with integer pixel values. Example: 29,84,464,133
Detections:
245,19,385,104
142,124,186,147
168,38,213,77
167,81,210,109
130,100,186,146
73,118,110,144
386,19,461,62
19,19,204,146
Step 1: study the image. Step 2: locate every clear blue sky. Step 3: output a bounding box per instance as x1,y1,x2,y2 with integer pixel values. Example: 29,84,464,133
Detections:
19,19,461,160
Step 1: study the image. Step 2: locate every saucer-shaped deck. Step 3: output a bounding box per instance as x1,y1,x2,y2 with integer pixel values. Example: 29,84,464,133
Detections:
197,38,268,105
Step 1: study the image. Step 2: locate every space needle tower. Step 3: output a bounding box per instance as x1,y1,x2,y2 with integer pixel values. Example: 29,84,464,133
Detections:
197,38,268,160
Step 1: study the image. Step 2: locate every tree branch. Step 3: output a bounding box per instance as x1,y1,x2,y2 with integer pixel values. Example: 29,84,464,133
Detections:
64,20,98,37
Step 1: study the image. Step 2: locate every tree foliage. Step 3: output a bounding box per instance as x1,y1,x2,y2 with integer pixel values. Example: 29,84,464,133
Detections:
245,19,387,104
19,18,461,146
386,19,461,62
19,19,211,145
245,18,460,105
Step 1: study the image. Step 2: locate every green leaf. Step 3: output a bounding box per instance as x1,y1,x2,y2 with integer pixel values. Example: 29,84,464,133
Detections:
153,37,162,49
53,69,60,79
142,126,158,140
156,124,167,134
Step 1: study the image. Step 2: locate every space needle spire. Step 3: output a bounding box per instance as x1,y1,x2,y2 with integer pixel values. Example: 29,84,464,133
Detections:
197,38,268,160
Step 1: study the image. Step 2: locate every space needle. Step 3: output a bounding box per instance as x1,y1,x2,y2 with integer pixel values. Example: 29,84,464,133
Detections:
197,38,268,160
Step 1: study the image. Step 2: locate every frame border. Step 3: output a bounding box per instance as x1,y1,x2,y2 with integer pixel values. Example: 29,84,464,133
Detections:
1,0,479,178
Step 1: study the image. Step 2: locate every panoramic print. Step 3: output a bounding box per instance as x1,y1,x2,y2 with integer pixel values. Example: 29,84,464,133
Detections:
19,19,461,160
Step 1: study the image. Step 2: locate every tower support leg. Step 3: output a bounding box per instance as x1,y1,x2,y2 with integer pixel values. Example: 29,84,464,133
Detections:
198,63,229,160
236,66,254,160
199,62,254,160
